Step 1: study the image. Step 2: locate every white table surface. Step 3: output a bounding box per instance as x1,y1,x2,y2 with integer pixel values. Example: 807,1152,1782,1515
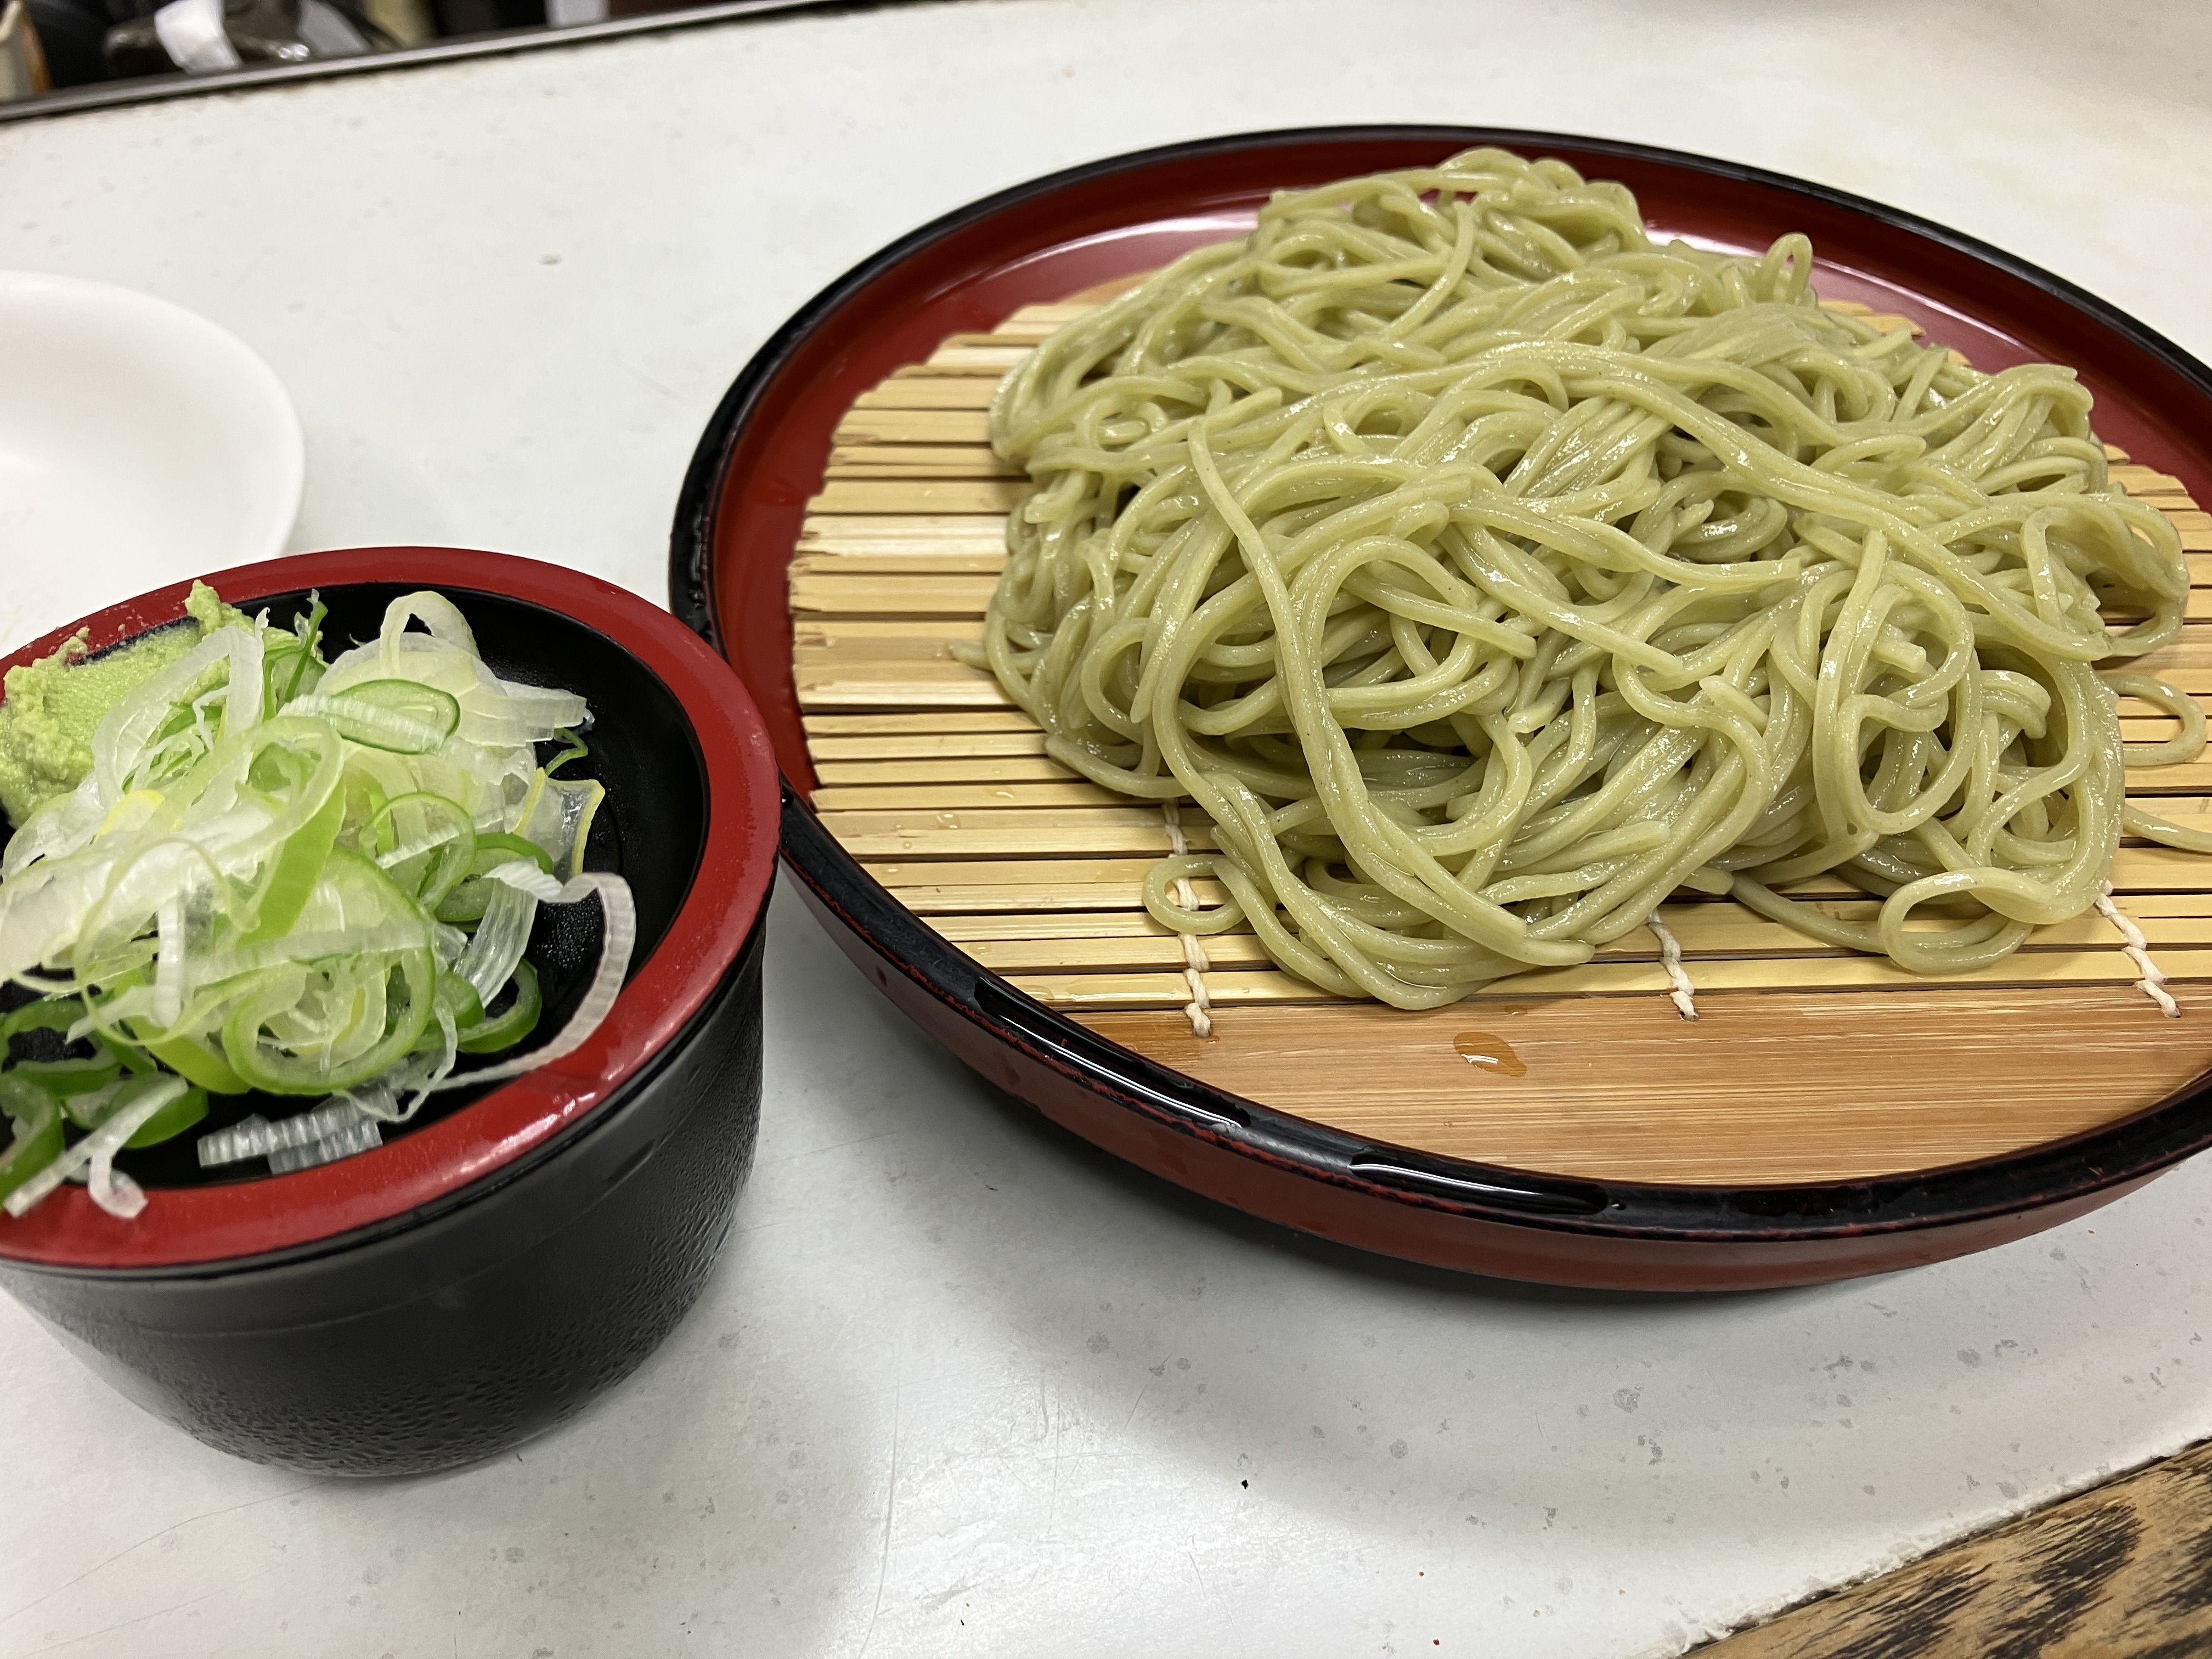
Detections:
5,2,2212,1654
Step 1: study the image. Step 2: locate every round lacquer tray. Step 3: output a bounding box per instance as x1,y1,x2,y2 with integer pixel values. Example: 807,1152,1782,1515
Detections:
672,126,2212,1291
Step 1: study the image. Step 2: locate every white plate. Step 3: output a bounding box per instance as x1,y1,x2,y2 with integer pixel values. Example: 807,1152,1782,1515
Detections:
0,272,303,654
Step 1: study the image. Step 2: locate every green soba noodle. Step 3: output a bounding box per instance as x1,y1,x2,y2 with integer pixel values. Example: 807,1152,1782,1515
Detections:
961,149,2202,1011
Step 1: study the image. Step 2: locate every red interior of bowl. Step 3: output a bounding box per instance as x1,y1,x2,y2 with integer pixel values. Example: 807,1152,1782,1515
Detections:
0,549,778,1271
702,127,2212,794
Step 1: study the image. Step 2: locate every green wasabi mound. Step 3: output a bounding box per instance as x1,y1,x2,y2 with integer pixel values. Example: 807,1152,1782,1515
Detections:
0,583,249,829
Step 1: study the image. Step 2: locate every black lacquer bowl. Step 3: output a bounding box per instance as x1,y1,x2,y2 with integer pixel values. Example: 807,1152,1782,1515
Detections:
0,549,779,1474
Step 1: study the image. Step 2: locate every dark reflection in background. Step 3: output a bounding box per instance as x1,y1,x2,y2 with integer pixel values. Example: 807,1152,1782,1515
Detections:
0,0,702,99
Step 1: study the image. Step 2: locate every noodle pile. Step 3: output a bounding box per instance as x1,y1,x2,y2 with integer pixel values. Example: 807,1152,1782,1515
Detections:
964,149,2204,1011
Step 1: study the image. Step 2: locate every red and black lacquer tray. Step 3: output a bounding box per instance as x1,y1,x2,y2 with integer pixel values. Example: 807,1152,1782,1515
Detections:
670,126,2212,1291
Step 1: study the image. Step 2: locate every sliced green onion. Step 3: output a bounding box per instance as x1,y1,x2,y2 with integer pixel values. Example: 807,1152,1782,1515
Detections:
61,1079,120,1129
456,873,538,1005
361,775,393,856
476,832,555,873
378,590,476,658
0,588,636,1219
0,1071,59,1124
200,1099,366,1166
4,1076,186,1219
0,1088,64,1206
520,774,604,879
373,793,478,908
109,1040,154,1076
431,868,633,1091
436,971,485,1030
286,681,460,755
124,1081,209,1148
283,596,328,707
544,728,590,777
142,1031,253,1096
55,1070,203,1141
3,997,126,1099
91,628,259,804
222,947,437,1094
347,678,463,732
242,773,347,942
435,833,556,923
269,1113,381,1173
259,599,321,714
16,1053,122,1100
456,960,540,1054
2,997,86,1044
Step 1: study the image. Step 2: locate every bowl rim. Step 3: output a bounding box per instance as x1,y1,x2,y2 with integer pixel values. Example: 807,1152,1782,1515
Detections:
669,122,2212,1247
0,547,778,1270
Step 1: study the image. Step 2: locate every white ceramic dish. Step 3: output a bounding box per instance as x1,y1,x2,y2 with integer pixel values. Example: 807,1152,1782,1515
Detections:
0,271,302,653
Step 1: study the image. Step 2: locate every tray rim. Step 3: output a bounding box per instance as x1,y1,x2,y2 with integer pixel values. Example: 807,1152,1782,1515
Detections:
670,122,2212,1250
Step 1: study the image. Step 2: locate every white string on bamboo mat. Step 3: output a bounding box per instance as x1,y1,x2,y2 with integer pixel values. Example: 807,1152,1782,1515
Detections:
1647,913,1700,1022
2095,881,2181,1018
1161,803,1214,1039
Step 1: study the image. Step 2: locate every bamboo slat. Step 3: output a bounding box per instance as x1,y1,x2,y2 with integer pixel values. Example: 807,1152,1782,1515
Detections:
836,408,993,444
819,805,1218,858
933,899,2212,953
815,756,1070,784
810,780,1126,811
805,710,1037,732
1079,986,2208,1184
854,377,1001,408
808,732,1048,760
866,855,1229,915
825,443,1018,479
788,572,1001,614
787,284,2212,1185
1014,947,2212,1010
792,552,1006,576
809,481,1027,515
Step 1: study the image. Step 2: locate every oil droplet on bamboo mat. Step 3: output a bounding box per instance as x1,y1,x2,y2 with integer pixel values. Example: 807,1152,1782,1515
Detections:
1453,1031,1527,1077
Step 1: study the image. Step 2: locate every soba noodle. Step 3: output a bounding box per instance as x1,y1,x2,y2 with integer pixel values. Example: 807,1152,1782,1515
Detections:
963,149,2201,1011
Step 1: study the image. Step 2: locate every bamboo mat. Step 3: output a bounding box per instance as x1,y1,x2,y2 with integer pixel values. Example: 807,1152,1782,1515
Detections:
787,279,2212,1183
